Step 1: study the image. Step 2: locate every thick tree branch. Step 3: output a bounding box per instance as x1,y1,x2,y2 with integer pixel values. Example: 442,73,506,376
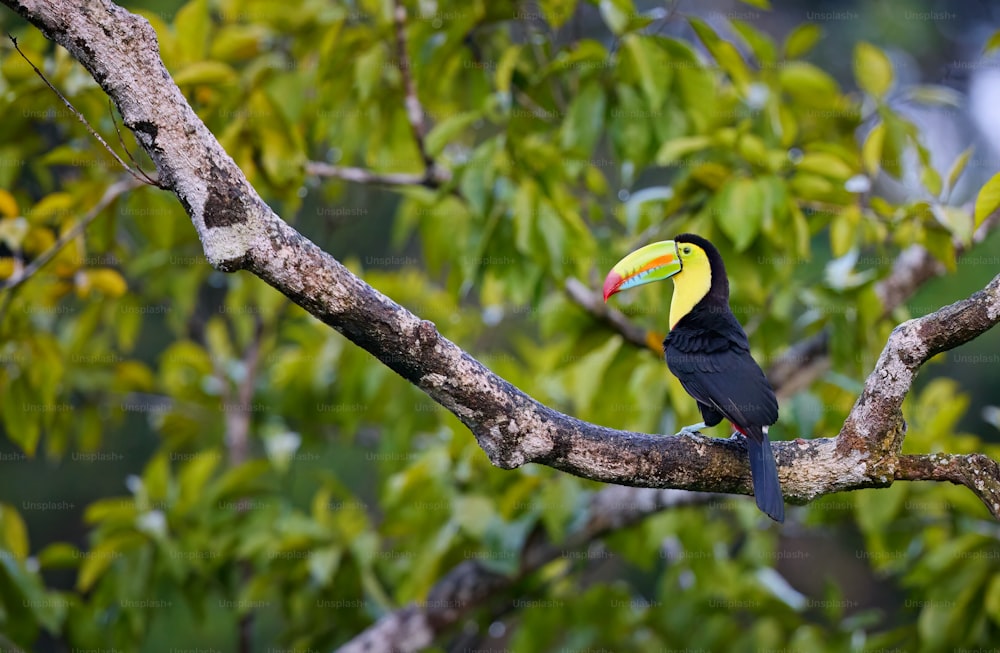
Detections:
570,215,1000,395
10,4,1000,651
839,274,1000,465
768,213,1000,391
896,453,1000,516
8,0,1000,510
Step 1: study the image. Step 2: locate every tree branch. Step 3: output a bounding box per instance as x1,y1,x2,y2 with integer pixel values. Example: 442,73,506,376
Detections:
336,487,714,653
10,4,1000,651
8,0,1000,509
305,161,450,188
9,35,160,187
568,214,1000,396
391,0,431,171
564,277,661,353
1,176,142,292
768,212,1000,391
896,453,1000,516
304,1,451,190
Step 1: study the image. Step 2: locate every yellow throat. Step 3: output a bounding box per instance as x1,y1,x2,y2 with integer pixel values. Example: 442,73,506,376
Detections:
668,244,713,330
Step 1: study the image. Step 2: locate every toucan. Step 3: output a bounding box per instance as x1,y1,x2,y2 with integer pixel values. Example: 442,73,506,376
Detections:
602,234,784,522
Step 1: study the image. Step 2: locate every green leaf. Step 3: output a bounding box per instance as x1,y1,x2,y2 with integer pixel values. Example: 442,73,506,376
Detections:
945,146,973,193
974,172,1000,229
209,24,268,61
538,0,575,29
655,135,712,166
778,61,840,108
689,18,751,90
36,543,81,570
934,205,973,249
354,45,385,102
560,81,606,157
495,45,522,95
27,192,75,224
177,449,222,506
209,460,272,502
0,504,29,560
2,376,40,456
783,24,822,59
453,495,496,538
830,205,860,258
539,475,582,543
922,227,957,272
623,34,666,110
921,165,942,197
569,336,622,410
796,152,854,181
172,61,238,86
174,0,210,62
731,20,777,67
426,111,481,158
77,533,146,591
599,0,632,35
854,42,893,98
714,177,763,251
986,574,1000,621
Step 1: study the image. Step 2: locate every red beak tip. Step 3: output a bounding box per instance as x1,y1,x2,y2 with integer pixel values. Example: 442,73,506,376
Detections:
602,271,622,303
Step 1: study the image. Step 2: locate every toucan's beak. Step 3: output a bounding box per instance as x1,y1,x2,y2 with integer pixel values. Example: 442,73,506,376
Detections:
603,240,682,302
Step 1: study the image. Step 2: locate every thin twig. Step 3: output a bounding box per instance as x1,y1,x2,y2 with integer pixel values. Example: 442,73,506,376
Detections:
564,277,660,353
108,98,159,186
8,35,159,187
1,177,142,292
305,161,449,187
306,3,451,188
391,0,432,172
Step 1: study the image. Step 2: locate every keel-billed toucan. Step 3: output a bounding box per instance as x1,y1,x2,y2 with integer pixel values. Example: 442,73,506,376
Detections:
603,234,784,522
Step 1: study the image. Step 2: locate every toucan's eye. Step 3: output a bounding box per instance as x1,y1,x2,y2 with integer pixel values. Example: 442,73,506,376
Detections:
682,246,691,255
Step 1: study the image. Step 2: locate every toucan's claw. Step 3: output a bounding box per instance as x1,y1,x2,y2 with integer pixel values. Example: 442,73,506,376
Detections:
678,422,706,436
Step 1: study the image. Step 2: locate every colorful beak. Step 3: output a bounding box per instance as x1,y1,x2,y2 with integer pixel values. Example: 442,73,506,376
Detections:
603,240,682,301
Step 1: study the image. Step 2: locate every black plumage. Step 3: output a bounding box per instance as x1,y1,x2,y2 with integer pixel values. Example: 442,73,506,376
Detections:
664,235,784,522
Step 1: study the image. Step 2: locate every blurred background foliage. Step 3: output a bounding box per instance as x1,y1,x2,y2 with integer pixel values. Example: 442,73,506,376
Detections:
1,0,1000,650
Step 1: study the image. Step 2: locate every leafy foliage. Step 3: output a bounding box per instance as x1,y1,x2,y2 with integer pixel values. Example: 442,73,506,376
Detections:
0,0,998,651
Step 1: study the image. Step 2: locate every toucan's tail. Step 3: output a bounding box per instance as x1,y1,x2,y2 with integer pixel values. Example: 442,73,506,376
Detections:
745,431,784,522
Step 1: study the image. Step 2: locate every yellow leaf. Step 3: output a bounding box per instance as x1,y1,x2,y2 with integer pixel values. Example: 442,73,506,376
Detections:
77,533,145,592
173,61,238,86
783,24,822,59
28,193,75,224
797,152,855,181
862,123,885,175
0,190,18,217
984,29,1000,55
84,268,128,297
0,503,29,560
974,172,1000,229
831,205,860,257
854,42,893,98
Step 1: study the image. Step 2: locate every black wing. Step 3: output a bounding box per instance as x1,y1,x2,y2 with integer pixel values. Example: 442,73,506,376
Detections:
664,309,778,435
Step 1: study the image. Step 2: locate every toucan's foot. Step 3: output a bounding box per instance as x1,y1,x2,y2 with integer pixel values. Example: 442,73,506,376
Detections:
678,422,706,436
